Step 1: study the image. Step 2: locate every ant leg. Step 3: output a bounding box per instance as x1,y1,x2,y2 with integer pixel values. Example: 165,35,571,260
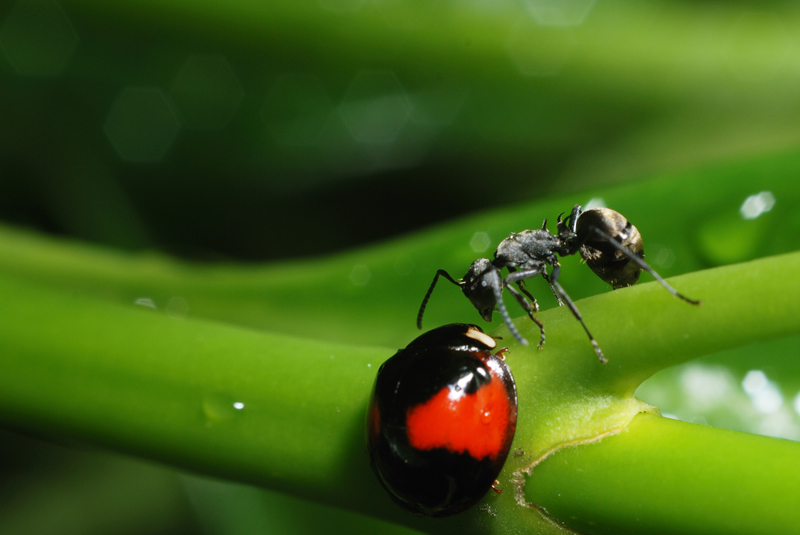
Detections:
507,266,539,311
485,267,529,347
417,269,462,330
516,282,539,312
549,263,607,363
541,272,564,306
591,228,701,306
505,284,545,349
503,269,546,349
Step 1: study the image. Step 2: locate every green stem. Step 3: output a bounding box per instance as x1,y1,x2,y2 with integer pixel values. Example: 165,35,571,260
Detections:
1,147,799,352
1,251,800,534
526,412,800,535
0,273,390,516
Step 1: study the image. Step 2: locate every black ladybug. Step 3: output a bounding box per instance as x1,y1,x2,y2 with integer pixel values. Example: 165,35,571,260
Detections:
367,324,518,517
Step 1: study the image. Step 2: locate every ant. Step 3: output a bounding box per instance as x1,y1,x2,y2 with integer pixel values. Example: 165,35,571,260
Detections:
417,205,700,363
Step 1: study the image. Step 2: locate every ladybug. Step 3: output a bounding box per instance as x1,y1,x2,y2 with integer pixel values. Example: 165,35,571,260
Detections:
366,323,518,517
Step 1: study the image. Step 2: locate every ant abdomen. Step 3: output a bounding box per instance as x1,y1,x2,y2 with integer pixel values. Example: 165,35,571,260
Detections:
576,207,643,289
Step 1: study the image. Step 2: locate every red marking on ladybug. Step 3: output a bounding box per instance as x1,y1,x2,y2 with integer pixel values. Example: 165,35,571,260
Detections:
366,324,517,517
406,364,513,459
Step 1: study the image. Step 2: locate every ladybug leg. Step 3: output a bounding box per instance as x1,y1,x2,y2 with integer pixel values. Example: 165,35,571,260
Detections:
491,480,502,494
548,261,607,363
494,347,510,360
417,269,462,330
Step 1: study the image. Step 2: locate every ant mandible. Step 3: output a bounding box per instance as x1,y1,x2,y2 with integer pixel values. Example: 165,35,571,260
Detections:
416,205,701,363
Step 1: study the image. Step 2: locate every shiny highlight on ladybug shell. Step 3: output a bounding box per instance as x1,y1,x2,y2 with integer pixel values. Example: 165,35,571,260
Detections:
367,323,518,517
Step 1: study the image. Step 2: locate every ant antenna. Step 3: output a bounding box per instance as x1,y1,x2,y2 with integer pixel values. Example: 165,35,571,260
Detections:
417,270,462,330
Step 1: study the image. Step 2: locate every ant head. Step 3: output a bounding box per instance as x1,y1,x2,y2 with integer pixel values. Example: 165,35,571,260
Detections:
576,207,643,289
556,205,582,250
461,258,497,322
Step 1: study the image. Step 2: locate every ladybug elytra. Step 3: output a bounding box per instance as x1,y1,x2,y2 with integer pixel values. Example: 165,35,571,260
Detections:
367,323,518,517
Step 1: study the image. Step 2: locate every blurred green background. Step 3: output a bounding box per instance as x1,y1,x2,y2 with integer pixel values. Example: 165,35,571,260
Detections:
2,0,800,533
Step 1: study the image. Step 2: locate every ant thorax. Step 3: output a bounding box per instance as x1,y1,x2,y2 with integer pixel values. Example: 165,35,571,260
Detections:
494,229,563,267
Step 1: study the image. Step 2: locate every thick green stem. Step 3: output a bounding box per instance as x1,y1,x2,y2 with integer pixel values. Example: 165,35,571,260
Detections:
2,250,800,534
0,271,407,515
527,412,800,535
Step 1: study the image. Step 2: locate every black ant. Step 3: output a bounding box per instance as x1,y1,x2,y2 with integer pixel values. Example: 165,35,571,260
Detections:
417,205,700,363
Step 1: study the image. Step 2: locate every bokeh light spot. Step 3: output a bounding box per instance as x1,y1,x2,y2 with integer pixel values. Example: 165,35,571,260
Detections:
134,297,157,309
104,87,181,163
0,0,77,76
742,370,767,394
793,391,800,417
739,191,775,220
680,365,735,410
470,232,491,253
742,370,783,415
350,264,371,286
